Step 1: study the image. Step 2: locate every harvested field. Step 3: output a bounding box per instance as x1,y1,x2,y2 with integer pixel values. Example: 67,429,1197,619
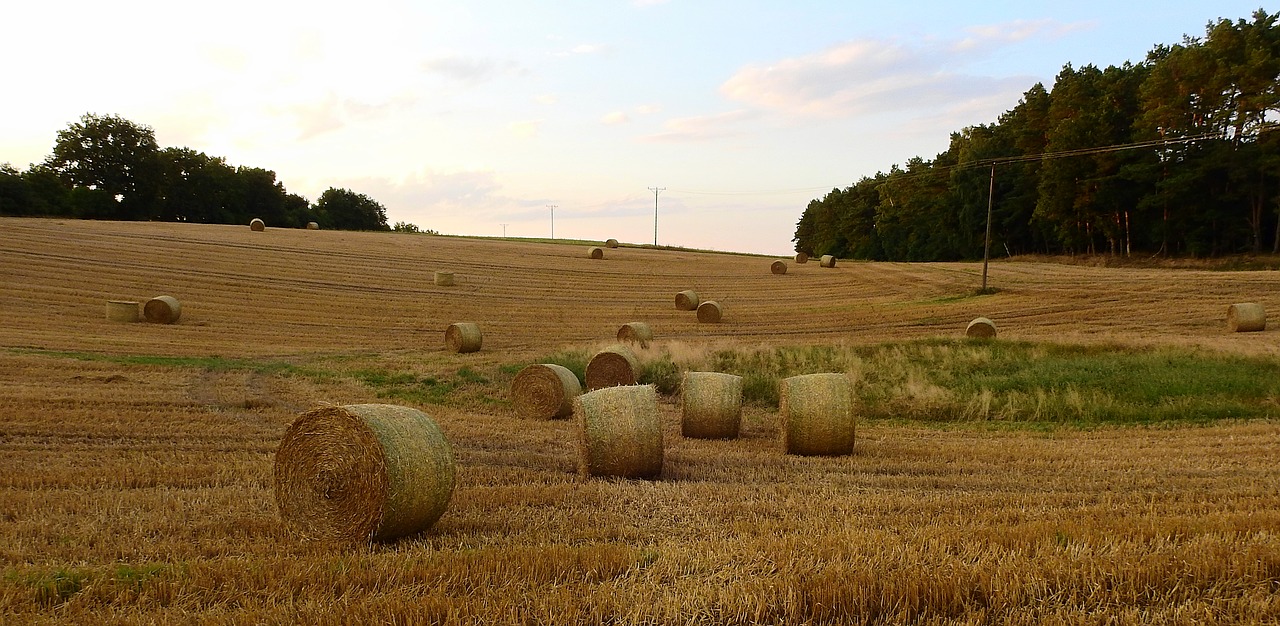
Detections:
1,217,1279,624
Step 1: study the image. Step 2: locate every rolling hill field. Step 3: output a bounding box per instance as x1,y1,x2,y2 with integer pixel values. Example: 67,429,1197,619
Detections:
1,217,1278,624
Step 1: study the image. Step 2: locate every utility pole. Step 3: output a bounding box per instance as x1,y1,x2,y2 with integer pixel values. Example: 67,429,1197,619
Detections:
500,223,508,237
981,164,995,292
648,187,665,246
547,205,557,239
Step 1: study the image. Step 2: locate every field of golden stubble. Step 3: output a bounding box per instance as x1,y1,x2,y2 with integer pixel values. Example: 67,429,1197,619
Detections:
0,216,1278,624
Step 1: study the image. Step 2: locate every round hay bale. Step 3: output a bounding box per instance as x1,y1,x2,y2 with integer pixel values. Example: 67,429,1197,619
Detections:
588,247,604,260
697,300,723,324
274,403,455,543
106,300,140,323
675,290,700,311
307,221,320,230
444,322,482,353
681,371,743,439
617,322,654,347
250,218,265,231
584,344,639,390
1227,303,1266,332
965,317,997,339
433,271,455,287
819,254,836,268
605,238,620,248
770,260,788,275
780,373,855,456
575,385,663,479
795,252,809,264
511,364,582,420
143,295,181,324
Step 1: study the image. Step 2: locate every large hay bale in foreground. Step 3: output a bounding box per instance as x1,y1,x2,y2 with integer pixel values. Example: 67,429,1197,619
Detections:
274,404,455,543
511,364,582,419
143,296,181,324
675,290,700,311
605,238,620,248
770,260,787,275
588,247,604,260
617,322,654,347
819,255,836,268
681,371,743,439
697,300,723,323
1227,303,1266,332
433,271,455,287
575,385,663,479
444,322,482,353
306,221,320,230
965,317,997,339
250,218,265,231
585,344,639,390
795,252,809,264
780,373,855,456
106,300,140,323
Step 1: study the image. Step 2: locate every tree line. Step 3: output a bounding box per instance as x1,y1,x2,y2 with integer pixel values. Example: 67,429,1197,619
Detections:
0,113,393,231
794,10,1280,261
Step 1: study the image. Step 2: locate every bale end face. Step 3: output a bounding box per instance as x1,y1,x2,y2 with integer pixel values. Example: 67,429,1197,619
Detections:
795,252,809,264
445,322,482,353
306,221,320,230
106,300,140,323
511,363,582,419
434,271,455,287
696,300,723,323
250,218,266,231
143,296,181,324
274,404,455,543
1227,303,1266,332
588,247,604,260
965,317,997,339
681,371,743,439
585,344,639,390
770,260,788,275
605,238,620,248
617,322,654,348
575,385,663,479
675,290,700,311
780,373,855,456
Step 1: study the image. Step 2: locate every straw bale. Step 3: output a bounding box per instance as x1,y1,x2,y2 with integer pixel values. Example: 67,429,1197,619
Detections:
697,300,723,323
819,255,836,268
681,371,743,439
143,295,181,324
575,385,663,479
250,218,265,231
585,344,639,390
511,363,582,419
771,260,787,275
617,322,654,347
588,247,604,259
1227,303,1266,332
307,222,320,230
965,317,997,339
106,300,140,323
444,322,482,353
795,252,809,264
434,271,455,287
780,373,855,456
605,238,620,248
274,403,455,543
675,290,700,311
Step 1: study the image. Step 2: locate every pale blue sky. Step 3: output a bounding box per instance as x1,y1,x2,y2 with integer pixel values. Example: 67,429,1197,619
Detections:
2,1,1271,254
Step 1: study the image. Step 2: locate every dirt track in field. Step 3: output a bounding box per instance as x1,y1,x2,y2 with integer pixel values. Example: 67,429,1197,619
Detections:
1,217,1278,359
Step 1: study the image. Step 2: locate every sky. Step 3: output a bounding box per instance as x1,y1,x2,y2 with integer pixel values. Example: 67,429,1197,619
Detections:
1,1,1272,255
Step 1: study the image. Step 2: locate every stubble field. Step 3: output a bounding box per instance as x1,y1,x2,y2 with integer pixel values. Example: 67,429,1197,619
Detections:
0,217,1278,624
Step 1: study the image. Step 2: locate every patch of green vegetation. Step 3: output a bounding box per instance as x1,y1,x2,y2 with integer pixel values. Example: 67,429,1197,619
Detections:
8,567,91,607
9,348,302,374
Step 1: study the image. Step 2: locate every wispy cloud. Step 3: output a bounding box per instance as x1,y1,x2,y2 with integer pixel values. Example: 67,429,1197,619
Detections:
509,119,543,138
720,20,1082,119
421,55,524,84
601,111,630,125
640,109,756,143
554,43,609,57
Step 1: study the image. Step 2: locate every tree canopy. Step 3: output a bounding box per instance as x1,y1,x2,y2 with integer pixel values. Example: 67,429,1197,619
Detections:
794,10,1280,260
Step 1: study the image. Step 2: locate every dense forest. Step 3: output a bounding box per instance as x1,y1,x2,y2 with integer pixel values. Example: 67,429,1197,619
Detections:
0,114,393,231
794,10,1280,260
